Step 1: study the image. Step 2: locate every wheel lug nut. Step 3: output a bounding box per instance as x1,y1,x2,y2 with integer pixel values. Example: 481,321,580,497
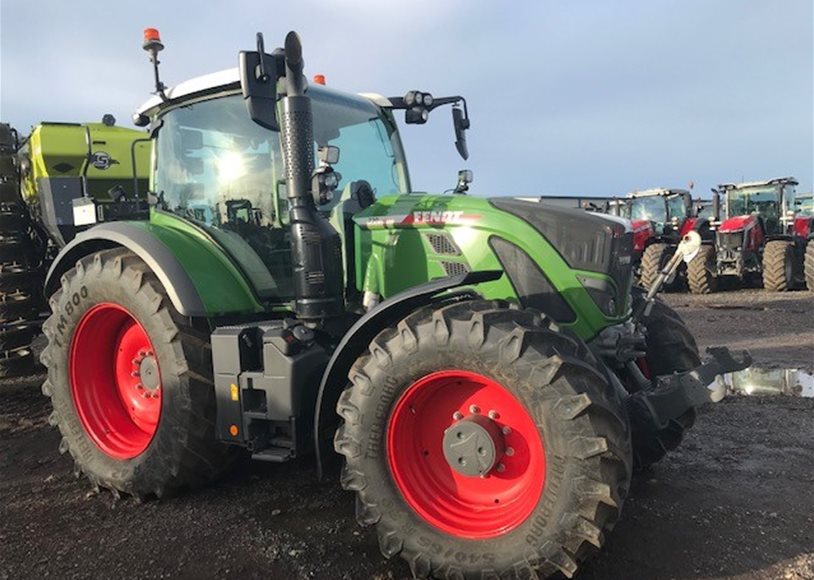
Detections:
469,405,480,414
496,463,506,473
136,384,143,390
131,371,140,378
505,447,515,457
488,410,499,420
502,426,512,436
452,411,463,421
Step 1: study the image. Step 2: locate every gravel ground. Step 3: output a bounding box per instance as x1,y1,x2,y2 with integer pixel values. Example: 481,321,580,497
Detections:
1,290,812,580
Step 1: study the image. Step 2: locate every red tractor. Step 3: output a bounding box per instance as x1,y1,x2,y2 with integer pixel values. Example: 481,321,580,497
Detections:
613,188,708,289
794,193,814,290
688,177,802,293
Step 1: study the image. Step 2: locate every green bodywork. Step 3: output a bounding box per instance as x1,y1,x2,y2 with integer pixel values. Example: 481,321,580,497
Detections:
137,191,627,340
352,194,627,340
59,86,629,342
19,122,151,204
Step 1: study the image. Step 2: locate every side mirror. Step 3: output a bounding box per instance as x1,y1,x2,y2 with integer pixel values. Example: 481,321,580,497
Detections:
239,33,283,131
452,106,470,160
453,169,473,194
318,145,340,165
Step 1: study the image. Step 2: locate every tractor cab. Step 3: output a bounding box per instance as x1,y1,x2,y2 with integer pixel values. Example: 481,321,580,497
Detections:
698,177,803,292
616,188,694,286
717,177,797,237
622,188,692,237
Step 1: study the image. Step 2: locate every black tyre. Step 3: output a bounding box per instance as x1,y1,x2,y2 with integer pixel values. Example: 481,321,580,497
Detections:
687,245,718,294
805,241,814,291
41,248,234,498
628,290,700,468
762,240,794,292
640,243,681,291
335,300,631,579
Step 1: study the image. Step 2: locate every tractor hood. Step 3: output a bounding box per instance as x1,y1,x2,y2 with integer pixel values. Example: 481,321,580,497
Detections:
631,219,654,252
719,215,758,233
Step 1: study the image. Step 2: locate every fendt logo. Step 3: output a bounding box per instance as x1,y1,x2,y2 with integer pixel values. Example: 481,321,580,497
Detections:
356,210,481,229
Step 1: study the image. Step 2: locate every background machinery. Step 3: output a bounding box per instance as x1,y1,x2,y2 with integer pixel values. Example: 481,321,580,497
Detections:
0,120,149,375
689,177,802,293
610,188,709,289
33,29,748,579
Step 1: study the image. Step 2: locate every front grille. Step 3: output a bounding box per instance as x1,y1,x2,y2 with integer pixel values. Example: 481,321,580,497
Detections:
717,231,744,250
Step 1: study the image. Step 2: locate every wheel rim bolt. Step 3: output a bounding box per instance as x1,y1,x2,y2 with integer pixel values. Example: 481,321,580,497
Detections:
452,411,463,420
469,404,480,414
505,447,515,457
502,426,512,436
496,463,506,473
488,410,499,420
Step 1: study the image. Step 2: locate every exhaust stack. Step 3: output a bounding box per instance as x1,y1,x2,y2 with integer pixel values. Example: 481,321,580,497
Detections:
277,32,344,322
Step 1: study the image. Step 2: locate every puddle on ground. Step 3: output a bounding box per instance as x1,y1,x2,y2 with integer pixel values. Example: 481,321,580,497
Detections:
717,368,814,398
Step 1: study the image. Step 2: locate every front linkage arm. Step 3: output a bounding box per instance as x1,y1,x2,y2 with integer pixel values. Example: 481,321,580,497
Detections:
630,347,752,430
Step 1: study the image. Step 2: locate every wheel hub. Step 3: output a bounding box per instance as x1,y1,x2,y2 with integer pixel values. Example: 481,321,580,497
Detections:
442,414,505,477
137,352,160,392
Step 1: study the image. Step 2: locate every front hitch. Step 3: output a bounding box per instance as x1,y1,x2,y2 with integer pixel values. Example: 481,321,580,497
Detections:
628,347,752,430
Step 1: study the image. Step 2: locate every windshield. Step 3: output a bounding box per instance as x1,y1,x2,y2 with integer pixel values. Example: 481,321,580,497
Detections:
626,196,667,223
153,90,409,299
797,197,814,217
666,195,687,220
727,186,780,218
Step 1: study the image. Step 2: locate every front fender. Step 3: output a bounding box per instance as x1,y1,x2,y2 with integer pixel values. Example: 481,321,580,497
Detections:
313,269,502,479
44,221,264,317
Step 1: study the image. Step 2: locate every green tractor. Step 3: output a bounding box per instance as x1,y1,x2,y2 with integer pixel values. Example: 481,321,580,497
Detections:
38,30,748,579
0,119,149,375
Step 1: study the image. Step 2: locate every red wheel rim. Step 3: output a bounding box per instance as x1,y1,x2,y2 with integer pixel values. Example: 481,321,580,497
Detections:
69,303,162,459
386,370,546,539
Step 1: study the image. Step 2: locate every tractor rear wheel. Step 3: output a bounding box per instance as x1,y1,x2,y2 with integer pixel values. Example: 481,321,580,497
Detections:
687,245,718,294
805,241,814,291
335,300,631,579
41,248,233,498
762,240,794,292
628,290,700,468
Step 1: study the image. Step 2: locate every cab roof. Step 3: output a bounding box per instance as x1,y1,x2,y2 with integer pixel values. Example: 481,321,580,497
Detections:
626,188,689,198
718,177,798,190
135,67,392,120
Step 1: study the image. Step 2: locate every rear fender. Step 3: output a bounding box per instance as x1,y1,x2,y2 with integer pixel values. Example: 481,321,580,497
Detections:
44,221,263,317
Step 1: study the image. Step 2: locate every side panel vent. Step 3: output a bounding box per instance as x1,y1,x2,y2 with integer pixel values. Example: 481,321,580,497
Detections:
425,233,461,256
441,261,470,277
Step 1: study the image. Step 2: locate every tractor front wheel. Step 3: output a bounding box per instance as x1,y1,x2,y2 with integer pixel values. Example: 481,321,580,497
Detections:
762,240,794,292
687,245,718,294
804,240,814,291
41,248,233,498
335,300,631,579
640,243,680,291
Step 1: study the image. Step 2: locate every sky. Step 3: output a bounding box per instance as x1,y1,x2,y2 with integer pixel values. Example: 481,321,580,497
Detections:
1,0,812,197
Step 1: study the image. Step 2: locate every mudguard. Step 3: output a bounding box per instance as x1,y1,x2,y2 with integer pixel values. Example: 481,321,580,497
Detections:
44,219,264,317
313,269,502,479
